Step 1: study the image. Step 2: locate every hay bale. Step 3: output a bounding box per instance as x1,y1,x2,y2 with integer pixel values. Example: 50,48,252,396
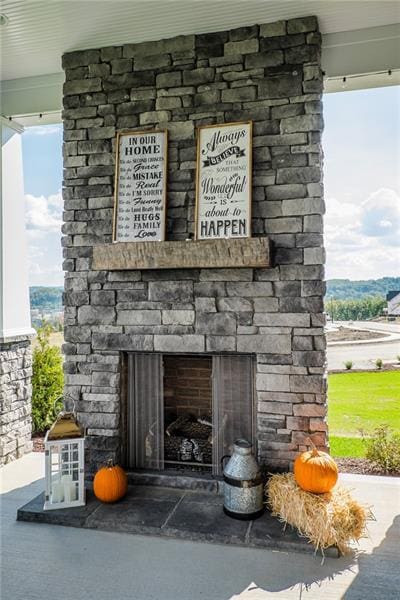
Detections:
266,473,372,554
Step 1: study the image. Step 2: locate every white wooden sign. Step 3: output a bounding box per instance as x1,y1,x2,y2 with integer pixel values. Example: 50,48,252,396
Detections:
195,122,252,240
113,129,167,242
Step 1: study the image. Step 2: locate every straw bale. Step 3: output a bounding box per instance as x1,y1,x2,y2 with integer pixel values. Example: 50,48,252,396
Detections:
266,473,372,554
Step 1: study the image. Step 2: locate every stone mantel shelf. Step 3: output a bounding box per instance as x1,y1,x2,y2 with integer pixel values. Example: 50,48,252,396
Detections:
92,237,271,271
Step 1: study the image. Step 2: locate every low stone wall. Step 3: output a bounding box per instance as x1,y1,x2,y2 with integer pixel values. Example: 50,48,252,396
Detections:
0,338,33,465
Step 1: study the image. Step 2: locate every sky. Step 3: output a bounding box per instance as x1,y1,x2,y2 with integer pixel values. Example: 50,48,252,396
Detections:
22,85,400,287
22,124,63,286
323,85,399,281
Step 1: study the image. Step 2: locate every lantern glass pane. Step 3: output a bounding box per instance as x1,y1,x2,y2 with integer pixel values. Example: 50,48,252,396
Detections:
50,442,80,502
48,445,62,504
45,437,84,510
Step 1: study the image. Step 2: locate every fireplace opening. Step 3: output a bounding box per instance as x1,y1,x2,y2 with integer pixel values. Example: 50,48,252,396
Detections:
127,353,254,476
164,355,213,472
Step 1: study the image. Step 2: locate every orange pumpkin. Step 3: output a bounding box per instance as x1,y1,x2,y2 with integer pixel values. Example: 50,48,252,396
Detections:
294,443,338,494
93,462,128,503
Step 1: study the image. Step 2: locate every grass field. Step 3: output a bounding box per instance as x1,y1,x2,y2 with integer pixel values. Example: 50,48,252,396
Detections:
328,371,400,457
329,436,365,458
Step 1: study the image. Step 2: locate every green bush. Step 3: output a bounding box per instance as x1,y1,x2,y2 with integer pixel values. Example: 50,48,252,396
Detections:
364,426,400,473
31,324,64,433
344,360,353,370
375,358,383,369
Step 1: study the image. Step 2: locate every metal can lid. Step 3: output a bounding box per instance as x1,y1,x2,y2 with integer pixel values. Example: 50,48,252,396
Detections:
234,439,252,449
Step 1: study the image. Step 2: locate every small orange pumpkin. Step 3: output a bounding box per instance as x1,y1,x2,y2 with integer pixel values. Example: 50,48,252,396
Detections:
93,462,128,503
294,441,338,494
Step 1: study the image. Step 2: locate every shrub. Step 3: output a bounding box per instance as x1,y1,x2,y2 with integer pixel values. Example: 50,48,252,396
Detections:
397,355,400,363
364,426,400,473
31,324,64,433
344,360,353,370
375,358,383,369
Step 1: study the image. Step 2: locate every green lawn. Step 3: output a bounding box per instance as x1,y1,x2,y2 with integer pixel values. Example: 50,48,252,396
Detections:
329,436,365,458
328,371,400,457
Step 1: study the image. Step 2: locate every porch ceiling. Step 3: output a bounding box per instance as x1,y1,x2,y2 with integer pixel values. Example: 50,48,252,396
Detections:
1,0,400,81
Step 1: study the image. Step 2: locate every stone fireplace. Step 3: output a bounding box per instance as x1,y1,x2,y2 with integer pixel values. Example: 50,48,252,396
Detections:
62,16,327,478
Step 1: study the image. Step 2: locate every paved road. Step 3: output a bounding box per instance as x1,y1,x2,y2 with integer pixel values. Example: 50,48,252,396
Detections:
337,321,400,335
1,454,400,600
327,338,400,370
326,320,400,370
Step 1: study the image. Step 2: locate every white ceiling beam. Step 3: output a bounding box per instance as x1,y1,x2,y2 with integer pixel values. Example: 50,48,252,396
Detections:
0,24,399,119
1,73,63,123
323,23,400,92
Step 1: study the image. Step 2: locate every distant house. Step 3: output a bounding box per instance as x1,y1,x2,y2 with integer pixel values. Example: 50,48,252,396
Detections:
386,291,400,316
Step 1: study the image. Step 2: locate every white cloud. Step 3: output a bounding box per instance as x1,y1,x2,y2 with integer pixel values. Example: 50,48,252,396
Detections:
25,192,62,232
360,188,400,244
29,262,43,275
28,245,44,260
26,229,47,241
28,261,64,287
48,192,63,208
24,192,64,285
27,231,63,287
24,125,62,136
325,188,400,279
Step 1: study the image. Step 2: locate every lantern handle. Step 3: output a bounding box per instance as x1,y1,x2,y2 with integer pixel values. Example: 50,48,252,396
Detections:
52,393,77,418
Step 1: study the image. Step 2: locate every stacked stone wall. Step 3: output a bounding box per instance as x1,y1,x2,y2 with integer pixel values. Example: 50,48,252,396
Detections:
62,16,327,474
0,339,33,465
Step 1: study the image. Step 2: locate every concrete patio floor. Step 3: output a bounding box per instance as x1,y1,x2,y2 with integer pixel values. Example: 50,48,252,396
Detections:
1,453,399,600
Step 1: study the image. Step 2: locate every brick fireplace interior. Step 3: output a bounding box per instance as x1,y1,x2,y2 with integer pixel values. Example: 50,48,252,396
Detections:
62,16,328,479
163,355,214,471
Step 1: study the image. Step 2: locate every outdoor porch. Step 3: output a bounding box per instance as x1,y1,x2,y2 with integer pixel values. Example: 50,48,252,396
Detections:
1,2,399,599
3,453,399,600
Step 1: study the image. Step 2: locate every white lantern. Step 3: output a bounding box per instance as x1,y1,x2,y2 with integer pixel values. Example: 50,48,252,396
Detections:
44,408,85,510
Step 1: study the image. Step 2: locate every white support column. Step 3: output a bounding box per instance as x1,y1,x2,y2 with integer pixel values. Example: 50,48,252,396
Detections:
0,116,34,463
0,116,35,340
0,117,34,465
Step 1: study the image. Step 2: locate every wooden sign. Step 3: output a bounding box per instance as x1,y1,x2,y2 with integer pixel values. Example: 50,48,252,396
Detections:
195,121,252,240
113,129,167,242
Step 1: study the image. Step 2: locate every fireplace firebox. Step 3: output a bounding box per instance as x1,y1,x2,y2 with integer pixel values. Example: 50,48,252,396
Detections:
127,353,254,476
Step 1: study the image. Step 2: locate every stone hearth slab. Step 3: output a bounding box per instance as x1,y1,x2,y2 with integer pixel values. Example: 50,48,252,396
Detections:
17,490,100,527
17,486,336,556
249,508,309,550
164,493,249,544
86,488,183,534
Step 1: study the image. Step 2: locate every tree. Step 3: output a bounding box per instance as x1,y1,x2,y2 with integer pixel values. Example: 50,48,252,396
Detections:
31,323,64,433
325,296,385,321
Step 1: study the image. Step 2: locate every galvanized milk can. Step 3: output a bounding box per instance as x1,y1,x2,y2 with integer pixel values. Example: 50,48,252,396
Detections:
222,439,264,520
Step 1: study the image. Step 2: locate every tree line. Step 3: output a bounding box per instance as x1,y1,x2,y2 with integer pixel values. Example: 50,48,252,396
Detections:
325,296,386,321
326,277,399,300
30,286,63,311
